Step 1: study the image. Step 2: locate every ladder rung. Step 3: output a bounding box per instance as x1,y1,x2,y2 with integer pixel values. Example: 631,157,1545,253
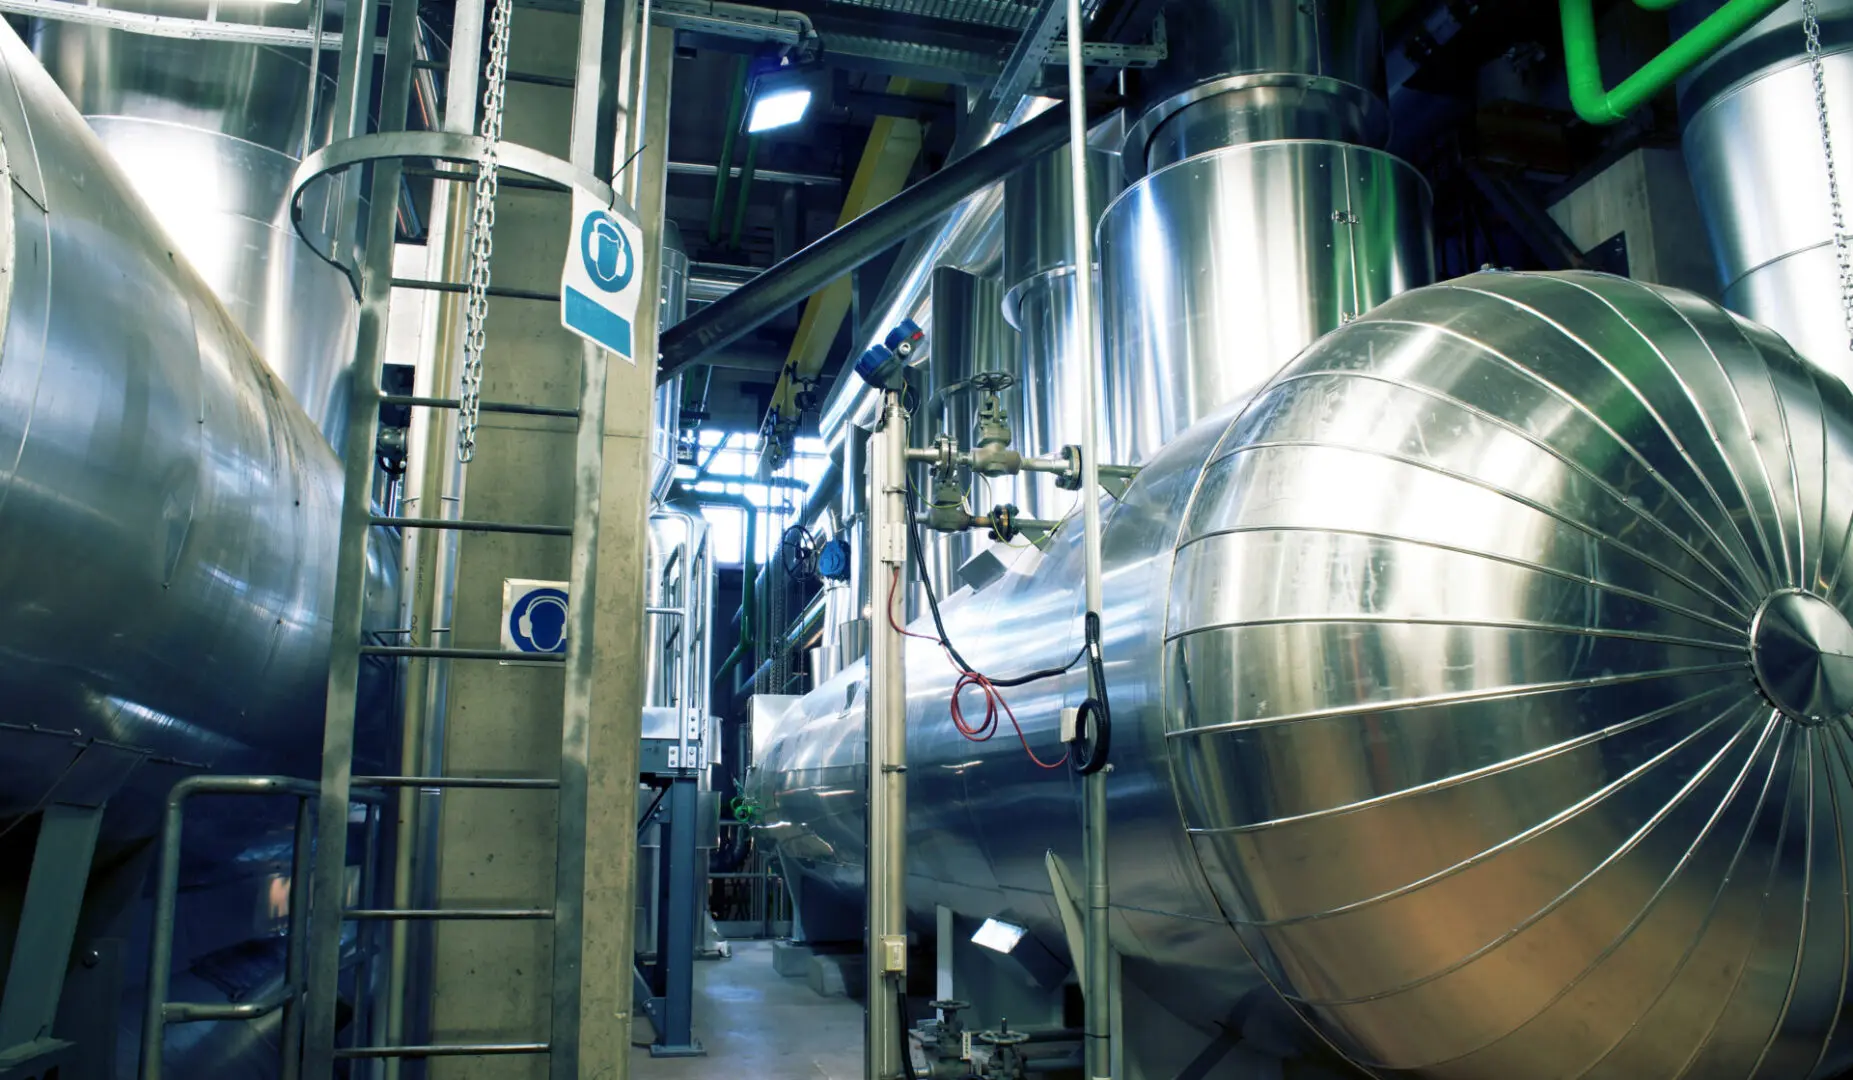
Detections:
335,1043,551,1059
645,606,684,616
392,277,560,303
360,645,566,662
379,394,579,419
355,775,560,789
371,515,572,537
346,908,554,920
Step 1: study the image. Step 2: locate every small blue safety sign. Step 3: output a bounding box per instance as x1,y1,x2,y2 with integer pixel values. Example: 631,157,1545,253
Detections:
501,578,570,655
560,187,645,363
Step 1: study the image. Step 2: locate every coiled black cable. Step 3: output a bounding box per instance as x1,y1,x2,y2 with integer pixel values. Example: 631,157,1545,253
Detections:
1070,610,1112,775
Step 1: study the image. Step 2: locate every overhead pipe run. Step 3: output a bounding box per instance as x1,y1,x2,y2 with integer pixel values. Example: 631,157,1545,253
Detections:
1559,0,1785,123
656,102,1110,382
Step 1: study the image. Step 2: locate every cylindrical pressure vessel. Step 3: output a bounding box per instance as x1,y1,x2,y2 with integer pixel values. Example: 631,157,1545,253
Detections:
0,21,340,836
1100,0,1434,465
753,271,1853,1078
1680,0,1853,383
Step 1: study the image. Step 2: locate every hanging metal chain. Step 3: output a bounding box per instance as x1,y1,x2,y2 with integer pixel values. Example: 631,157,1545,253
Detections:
1804,0,1853,355
457,0,514,462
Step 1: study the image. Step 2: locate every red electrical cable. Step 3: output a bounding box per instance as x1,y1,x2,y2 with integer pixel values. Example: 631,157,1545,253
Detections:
887,567,1068,769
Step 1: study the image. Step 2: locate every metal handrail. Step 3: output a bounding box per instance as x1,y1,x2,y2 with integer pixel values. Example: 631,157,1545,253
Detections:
137,776,354,1080
139,776,315,1080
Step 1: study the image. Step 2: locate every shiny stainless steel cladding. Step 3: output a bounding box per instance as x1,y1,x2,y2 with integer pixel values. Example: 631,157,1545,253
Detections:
754,270,1853,1076
1680,0,1853,383
0,19,339,816
34,21,358,449
1098,139,1434,464
1122,0,1387,174
1176,270,1853,1078
1003,145,1117,520
1002,144,1118,297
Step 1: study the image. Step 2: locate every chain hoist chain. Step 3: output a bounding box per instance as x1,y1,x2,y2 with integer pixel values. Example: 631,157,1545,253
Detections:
457,0,514,462
1804,0,1853,356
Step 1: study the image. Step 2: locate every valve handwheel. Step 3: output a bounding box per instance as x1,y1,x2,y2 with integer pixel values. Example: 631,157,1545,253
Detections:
780,525,819,582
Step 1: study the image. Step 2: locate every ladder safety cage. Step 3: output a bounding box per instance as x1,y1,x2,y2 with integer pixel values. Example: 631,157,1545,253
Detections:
281,0,651,1071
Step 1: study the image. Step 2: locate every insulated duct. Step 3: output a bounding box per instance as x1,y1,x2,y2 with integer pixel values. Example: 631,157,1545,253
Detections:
752,270,1853,1078
1680,0,1853,381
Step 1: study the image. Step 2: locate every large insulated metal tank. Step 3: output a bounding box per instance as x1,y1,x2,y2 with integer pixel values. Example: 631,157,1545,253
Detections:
1100,0,1434,465
32,17,359,450
752,270,1853,1078
0,20,338,831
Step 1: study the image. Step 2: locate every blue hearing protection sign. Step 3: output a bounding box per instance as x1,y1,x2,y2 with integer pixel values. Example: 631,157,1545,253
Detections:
560,187,644,363
501,578,570,657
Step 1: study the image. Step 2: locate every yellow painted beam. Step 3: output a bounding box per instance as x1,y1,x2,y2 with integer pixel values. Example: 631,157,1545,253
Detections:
763,79,939,441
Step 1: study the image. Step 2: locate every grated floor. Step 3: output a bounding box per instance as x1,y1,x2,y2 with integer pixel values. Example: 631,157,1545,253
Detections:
631,939,865,1079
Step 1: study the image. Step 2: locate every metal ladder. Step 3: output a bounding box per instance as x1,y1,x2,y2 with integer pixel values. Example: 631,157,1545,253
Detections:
286,0,645,1071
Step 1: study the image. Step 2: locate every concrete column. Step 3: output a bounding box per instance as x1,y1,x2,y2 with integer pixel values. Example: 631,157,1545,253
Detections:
578,21,677,1078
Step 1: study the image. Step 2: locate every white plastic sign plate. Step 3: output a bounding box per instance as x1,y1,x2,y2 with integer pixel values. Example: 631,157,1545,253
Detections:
559,187,644,363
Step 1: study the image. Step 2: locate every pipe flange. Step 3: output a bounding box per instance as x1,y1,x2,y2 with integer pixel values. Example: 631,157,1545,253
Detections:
1054,445,1084,491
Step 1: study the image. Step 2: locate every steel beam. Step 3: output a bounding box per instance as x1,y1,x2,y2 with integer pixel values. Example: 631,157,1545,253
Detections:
0,804,103,1051
656,103,1088,381
670,161,838,186
758,78,933,460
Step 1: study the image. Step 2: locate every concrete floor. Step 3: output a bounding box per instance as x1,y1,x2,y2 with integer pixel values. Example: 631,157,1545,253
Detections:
631,940,864,1078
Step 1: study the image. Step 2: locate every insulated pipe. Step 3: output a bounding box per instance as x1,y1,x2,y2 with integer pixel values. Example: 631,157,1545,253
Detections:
689,262,759,304
708,58,748,244
1680,0,1853,380
1560,0,1786,123
657,103,1107,381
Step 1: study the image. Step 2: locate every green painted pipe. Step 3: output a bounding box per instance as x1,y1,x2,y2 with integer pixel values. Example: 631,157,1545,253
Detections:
708,60,749,245
729,137,761,250
1562,0,1785,124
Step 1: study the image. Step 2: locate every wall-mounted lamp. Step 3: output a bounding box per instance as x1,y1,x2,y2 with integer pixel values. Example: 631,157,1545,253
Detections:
745,52,818,134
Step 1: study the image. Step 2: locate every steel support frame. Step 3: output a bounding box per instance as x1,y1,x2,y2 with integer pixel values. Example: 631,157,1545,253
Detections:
645,777,704,1056
1064,0,1112,1069
300,0,430,1068
656,104,1091,381
0,803,104,1054
138,777,321,1080
867,389,909,1080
